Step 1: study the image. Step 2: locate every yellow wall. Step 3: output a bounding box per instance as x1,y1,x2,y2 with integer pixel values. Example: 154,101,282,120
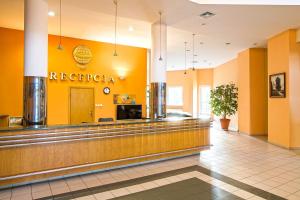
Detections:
166,69,213,115
213,59,239,131
268,30,291,147
237,50,251,134
0,27,147,125
237,48,268,135
0,28,24,117
268,29,300,148
249,49,268,135
166,69,195,114
213,59,239,86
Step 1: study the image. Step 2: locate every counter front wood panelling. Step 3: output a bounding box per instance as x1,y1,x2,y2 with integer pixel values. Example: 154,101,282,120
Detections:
0,119,210,187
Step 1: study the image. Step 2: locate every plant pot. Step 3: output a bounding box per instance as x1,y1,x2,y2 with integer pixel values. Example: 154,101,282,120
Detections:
220,118,230,131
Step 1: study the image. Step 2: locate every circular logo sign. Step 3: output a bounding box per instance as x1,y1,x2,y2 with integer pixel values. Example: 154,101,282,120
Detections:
73,45,92,69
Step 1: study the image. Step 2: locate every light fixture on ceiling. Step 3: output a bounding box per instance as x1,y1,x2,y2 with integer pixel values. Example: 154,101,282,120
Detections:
201,23,206,26
192,33,197,71
184,41,188,75
57,0,63,50
225,42,231,45
200,42,204,45
128,26,134,32
113,0,118,56
158,11,163,61
48,11,55,17
199,11,215,19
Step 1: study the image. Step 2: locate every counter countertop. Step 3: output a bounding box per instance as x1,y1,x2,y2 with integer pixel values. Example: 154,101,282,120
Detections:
0,117,211,133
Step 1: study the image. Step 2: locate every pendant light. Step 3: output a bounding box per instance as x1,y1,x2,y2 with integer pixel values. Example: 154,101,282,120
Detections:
113,0,118,56
158,11,163,61
57,0,63,50
192,33,196,71
184,42,187,75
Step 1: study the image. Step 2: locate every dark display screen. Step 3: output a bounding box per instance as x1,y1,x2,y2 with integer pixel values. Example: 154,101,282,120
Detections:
116,105,142,120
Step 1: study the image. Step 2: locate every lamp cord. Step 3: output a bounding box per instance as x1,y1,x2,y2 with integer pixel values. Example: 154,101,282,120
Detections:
114,0,118,56
59,0,62,45
184,42,187,74
159,11,162,61
192,33,195,70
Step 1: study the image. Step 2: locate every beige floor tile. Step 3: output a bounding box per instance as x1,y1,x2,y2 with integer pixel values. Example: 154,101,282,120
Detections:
49,179,68,189
269,188,290,198
32,189,52,199
0,189,11,199
76,195,96,200
51,186,70,195
140,182,158,190
11,193,32,200
125,184,144,194
94,191,114,200
110,188,129,197
233,189,255,199
31,182,50,193
12,185,31,196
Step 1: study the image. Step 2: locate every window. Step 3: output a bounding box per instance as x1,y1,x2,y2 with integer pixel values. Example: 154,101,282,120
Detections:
199,86,211,115
167,86,183,106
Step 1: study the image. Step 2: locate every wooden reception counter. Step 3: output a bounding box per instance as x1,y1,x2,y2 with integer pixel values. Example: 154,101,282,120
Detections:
0,118,210,187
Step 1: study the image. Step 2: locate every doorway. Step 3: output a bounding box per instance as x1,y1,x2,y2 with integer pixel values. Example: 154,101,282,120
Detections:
70,87,95,124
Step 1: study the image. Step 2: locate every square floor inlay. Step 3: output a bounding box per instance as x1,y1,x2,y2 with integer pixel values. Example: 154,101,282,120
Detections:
111,178,243,200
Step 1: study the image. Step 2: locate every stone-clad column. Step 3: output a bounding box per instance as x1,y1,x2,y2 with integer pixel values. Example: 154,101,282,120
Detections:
23,0,48,125
150,22,167,119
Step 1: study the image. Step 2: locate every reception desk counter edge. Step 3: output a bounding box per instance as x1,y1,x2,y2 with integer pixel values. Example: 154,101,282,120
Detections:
0,118,211,188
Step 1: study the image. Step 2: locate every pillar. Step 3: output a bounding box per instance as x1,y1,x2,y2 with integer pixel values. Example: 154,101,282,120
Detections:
23,0,48,125
150,22,167,119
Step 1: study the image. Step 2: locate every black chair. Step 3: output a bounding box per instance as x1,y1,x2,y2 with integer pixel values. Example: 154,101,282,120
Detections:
98,118,113,122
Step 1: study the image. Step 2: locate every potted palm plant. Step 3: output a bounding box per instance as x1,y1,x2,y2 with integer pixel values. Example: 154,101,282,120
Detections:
210,83,238,130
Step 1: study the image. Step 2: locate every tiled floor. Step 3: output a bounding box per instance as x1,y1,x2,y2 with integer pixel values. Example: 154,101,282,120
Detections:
1,128,300,200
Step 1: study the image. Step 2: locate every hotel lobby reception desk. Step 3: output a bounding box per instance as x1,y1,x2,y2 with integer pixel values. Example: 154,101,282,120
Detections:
0,118,210,187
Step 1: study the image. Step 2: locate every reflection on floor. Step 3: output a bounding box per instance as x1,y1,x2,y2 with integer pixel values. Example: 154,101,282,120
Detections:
1,128,300,200
252,135,268,143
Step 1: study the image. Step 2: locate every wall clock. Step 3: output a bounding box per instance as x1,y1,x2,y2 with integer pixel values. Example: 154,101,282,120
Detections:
103,87,111,95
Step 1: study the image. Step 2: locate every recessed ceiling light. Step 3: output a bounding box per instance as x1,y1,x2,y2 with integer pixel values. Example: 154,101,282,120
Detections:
201,23,206,26
225,42,231,45
200,11,215,19
48,11,55,17
128,26,134,32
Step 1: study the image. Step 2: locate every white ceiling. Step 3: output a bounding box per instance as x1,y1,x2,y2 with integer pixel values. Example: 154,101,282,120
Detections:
1,0,300,70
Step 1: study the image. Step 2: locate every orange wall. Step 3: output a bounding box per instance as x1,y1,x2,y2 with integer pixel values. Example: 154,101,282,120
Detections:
237,48,268,135
268,30,291,148
249,48,268,135
268,29,300,148
213,59,239,131
289,30,300,148
213,59,238,86
166,70,195,114
0,27,147,125
166,69,213,115
0,28,24,117
237,50,251,134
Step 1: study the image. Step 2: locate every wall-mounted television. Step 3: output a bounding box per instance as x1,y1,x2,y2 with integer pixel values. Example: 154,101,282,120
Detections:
116,105,142,120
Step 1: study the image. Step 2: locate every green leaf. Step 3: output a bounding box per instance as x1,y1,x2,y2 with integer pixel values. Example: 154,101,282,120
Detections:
210,83,238,119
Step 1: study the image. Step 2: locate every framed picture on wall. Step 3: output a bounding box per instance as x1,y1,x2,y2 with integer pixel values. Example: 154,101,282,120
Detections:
269,72,286,98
